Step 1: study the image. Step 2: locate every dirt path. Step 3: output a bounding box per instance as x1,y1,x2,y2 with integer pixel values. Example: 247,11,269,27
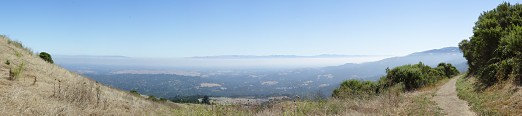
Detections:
432,76,476,116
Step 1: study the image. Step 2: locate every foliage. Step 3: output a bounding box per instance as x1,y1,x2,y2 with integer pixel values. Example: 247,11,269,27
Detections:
169,95,207,104
202,96,211,105
8,61,25,81
129,89,139,96
382,62,447,91
459,2,522,85
333,62,458,99
332,80,379,99
436,62,460,78
39,52,54,64
5,60,10,65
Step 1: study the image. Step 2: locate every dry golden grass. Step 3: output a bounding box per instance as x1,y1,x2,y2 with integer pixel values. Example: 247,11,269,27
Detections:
457,75,522,115
254,80,446,116
0,36,178,115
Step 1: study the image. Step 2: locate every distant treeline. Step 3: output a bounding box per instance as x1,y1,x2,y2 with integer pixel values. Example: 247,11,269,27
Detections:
168,95,206,104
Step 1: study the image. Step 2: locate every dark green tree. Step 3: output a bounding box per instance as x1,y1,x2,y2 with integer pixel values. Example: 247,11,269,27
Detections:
459,2,522,85
202,96,211,105
39,52,54,64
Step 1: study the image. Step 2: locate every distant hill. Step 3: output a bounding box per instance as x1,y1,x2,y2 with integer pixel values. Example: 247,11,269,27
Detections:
321,47,467,80
0,36,177,115
190,54,384,59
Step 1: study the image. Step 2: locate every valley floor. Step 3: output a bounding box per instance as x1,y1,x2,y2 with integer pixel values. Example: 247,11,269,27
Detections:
172,77,467,115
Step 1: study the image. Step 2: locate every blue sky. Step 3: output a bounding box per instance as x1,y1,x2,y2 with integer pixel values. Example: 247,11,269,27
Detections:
0,0,519,57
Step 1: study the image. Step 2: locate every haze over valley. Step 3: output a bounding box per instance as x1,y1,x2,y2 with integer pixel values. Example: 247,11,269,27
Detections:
56,47,467,99
2,1,520,115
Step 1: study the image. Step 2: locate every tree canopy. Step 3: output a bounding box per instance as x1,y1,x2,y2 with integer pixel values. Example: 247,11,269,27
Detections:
459,2,522,85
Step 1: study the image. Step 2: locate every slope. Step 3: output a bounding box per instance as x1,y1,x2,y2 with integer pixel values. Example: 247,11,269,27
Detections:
456,2,522,115
0,36,177,115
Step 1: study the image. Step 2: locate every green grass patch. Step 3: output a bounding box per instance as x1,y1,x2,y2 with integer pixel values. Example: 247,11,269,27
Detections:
8,61,25,81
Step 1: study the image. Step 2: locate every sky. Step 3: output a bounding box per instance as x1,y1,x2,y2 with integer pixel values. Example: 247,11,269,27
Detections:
0,0,520,58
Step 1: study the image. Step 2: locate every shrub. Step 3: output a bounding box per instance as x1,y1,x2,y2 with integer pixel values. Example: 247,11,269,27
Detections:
333,62,458,99
202,96,211,105
5,60,10,65
332,80,379,99
129,89,139,96
382,62,446,91
8,62,25,81
39,52,54,64
436,63,460,78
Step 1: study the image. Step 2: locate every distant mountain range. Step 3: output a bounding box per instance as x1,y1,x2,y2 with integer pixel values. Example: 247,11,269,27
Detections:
58,46,469,98
321,47,467,80
189,54,387,59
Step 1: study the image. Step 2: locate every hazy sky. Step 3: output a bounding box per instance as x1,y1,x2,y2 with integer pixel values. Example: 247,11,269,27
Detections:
0,0,518,57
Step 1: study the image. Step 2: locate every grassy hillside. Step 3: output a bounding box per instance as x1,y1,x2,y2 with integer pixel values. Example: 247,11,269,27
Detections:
456,75,522,115
457,2,522,115
0,35,178,115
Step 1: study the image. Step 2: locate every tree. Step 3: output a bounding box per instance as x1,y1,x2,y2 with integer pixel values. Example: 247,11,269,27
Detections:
459,2,522,85
436,63,459,78
202,96,211,105
39,52,54,64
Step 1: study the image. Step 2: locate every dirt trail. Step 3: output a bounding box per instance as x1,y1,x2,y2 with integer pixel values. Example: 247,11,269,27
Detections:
433,76,476,116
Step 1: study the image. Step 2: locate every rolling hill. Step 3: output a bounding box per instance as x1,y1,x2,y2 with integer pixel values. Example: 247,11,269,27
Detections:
0,36,177,115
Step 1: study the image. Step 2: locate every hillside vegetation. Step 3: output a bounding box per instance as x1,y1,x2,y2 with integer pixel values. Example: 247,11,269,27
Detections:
0,35,178,115
333,62,459,99
457,2,522,115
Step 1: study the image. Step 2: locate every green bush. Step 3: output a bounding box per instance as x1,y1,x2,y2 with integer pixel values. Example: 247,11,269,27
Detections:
39,52,54,64
382,62,446,91
202,96,211,105
333,62,458,99
436,63,460,78
332,80,379,99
